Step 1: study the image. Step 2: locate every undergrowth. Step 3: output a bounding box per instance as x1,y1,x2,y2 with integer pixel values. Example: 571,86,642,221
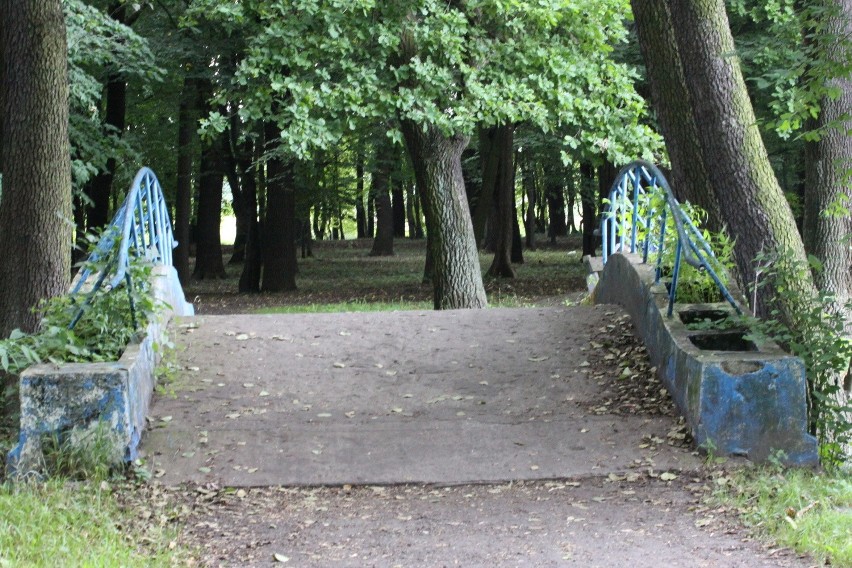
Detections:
715,466,852,567
0,479,185,567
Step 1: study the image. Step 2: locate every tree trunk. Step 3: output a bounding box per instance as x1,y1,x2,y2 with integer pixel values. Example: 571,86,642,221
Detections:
545,156,567,243
802,0,852,306
667,0,812,319
0,0,72,337
355,150,367,239
173,77,195,285
370,138,395,256
401,121,487,309
192,133,227,280
511,197,524,264
238,163,261,292
366,188,375,239
262,126,297,292
523,151,537,251
85,74,126,231
631,0,722,229
486,125,516,278
580,163,597,256
473,127,500,248
392,186,406,238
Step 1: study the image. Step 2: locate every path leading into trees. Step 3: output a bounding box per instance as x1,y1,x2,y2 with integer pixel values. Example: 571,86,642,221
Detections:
142,306,812,567
143,306,700,486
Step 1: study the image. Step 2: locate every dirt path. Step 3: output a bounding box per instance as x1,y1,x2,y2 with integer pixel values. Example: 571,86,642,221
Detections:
140,305,814,566
172,477,808,567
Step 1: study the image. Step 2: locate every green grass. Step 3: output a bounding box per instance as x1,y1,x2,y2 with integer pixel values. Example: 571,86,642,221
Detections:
256,299,432,314
715,466,852,566
0,480,185,567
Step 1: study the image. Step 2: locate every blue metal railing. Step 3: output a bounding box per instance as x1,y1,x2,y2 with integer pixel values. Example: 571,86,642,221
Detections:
600,160,742,317
69,167,176,330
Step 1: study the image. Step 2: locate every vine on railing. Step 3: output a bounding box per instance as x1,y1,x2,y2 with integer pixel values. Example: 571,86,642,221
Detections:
600,160,742,317
69,167,176,330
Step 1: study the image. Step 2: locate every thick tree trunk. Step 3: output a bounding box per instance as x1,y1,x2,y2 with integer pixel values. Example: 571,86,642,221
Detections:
803,0,852,307
402,122,487,309
192,134,227,280
486,125,516,278
262,127,297,292
631,0,721,229
174,77,195,284
667,0,812,320
0,0,72,337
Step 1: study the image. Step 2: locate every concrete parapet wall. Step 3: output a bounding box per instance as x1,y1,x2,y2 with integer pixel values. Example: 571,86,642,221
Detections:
7,265,193,475
593,253,818,466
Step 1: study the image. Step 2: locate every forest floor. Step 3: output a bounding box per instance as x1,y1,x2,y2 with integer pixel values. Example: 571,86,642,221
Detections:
133,237,816,567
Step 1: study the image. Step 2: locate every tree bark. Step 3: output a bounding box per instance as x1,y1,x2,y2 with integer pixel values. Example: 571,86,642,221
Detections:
262,125,297,292
173,76,195,285
0,0,72,337
392,186,406,238
355,150,367,239
192,132,227,280
580,163,597,256
486,125,516,278
402,121,487,309
370,137,395,256
473,127,500,248
522,151,537,251
667,0,812,319
631,0,721,229
545,156,567,243
803,0,852,306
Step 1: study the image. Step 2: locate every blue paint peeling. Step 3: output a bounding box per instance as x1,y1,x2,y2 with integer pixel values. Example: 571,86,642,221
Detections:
593,253,819,466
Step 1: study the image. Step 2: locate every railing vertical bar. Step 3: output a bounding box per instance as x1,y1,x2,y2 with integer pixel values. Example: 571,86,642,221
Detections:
668,240,683,318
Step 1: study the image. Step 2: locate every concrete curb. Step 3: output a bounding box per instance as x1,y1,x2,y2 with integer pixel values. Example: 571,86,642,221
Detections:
6,265,193,475
590,253,818,466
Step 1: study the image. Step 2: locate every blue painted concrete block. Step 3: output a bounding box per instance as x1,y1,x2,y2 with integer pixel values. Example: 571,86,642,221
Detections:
7,265,193,476
592,253,818,466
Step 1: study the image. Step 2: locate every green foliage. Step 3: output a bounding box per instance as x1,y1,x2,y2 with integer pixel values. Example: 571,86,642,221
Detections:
0,232,159,377
65,0,163,189
747,249,852,466
186,0,661,163
609,185,736,304
728,0,852,140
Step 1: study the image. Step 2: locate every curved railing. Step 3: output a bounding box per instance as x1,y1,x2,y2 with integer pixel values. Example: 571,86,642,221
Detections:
69,167,176,329
600,160,742,317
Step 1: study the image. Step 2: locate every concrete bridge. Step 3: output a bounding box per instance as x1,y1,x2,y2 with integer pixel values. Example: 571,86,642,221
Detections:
142,306,700,486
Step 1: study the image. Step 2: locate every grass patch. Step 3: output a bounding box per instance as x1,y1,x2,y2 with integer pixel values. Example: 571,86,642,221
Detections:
714,466,852,566
0,479,186,567
256,299,432,314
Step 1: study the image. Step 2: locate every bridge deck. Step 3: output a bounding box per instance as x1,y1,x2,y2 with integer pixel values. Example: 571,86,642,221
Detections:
142,306,700,486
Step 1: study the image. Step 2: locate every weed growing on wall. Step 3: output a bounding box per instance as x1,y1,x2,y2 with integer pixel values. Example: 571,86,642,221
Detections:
747,249,852,466
0,232,161,413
